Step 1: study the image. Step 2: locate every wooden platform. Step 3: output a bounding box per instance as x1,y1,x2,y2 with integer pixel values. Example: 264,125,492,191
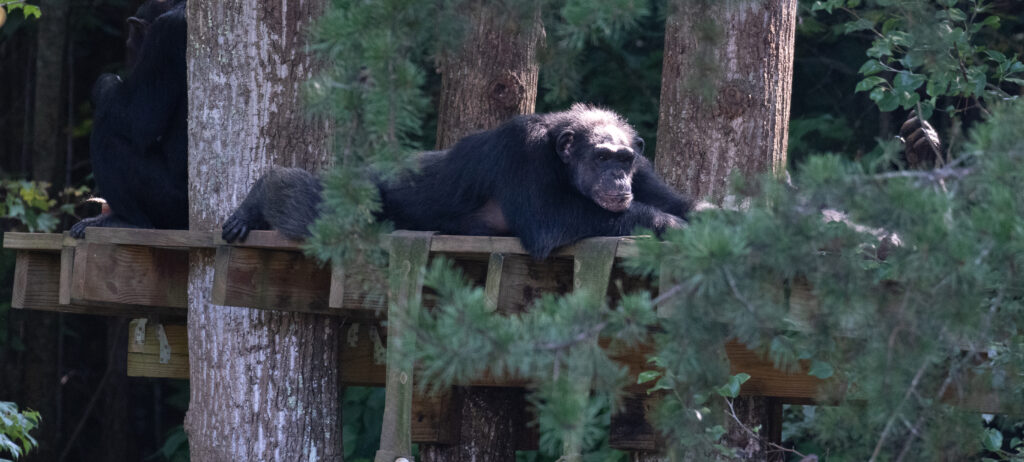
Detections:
5,228,1011,449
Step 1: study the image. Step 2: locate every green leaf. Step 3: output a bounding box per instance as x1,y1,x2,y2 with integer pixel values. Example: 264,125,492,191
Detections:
982,428,1003,452
637,370,661,384
866,40,893,59
858,59,887,76
894,71,926,91
716,373,751,398
855,76,887,93
23,5,41,19
918,98,935,120
843,18,874,34
870,87,900,112
808,360,834,379
979,15,1000,30
985,50,1007,63
946,8,966,22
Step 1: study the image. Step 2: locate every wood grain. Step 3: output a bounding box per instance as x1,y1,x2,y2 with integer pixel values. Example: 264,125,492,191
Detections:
71,242,188,310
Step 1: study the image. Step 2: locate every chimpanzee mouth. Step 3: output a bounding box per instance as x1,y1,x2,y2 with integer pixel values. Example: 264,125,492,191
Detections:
596,193,633,212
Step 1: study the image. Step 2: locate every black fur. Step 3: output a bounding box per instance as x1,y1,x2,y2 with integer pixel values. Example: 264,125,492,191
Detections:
71,0,187,238
223,105,691,259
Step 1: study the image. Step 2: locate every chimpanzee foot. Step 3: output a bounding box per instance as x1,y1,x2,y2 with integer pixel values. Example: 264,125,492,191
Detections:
69,213,143,238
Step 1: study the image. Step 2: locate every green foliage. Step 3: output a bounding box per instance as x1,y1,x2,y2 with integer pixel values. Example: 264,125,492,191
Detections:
1,2,41,20
0,180,82,231
342,387,385,462
410,101,1024,458
0,401,40,461
812,0,1022,119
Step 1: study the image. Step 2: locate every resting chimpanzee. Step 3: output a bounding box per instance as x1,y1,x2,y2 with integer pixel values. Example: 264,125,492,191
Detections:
222,104,691,259
70,0,187,238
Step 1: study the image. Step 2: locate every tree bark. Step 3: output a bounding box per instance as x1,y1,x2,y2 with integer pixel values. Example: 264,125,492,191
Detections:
434,0,542,149
31,0,69,184
420,2,542,461
184,2,339,461
654,0,796,202
648,0,797,460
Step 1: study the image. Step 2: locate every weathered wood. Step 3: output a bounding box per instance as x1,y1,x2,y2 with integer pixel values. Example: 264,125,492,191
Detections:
58,240,74,305
377,231,435,462
85,227,216,248
212,246,332,313
11,250,184,317
126,321,190,379
2,232,64,250
71,242,189,310
214,229,304,249
427,234,641,258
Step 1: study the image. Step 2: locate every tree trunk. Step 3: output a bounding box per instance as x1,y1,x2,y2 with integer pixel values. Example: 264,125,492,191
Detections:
654,0,796,202
420,3,542,461
649,0,797,460
31,0,69,184
433,0,542,149
184,2,339,461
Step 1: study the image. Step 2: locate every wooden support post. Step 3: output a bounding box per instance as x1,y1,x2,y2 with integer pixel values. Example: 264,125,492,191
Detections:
376,231,434,462
483,253,505,310
561,238,620,462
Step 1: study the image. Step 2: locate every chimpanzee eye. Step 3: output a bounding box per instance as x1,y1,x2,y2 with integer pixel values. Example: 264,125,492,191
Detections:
598,154,609,162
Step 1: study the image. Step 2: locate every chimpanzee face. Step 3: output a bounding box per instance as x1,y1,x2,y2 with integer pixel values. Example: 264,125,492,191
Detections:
557,123,644,213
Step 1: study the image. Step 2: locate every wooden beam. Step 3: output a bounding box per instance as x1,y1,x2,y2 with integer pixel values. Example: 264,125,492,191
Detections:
212,245,333,313
126,321,190,379
3,232,64,251
70,242,189,311
214,229,305,250
11,250,184,317
84,227,216,248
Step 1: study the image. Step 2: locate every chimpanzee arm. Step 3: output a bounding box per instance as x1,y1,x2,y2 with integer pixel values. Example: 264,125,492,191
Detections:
631,160,691,219
504,191,684,259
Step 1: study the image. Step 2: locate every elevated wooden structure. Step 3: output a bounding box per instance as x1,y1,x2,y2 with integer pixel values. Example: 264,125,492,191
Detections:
6,228,1010,452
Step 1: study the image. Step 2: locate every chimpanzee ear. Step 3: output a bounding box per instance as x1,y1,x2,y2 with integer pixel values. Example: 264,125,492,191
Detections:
556,130,575,163
127,17,148,33
635,136,645,156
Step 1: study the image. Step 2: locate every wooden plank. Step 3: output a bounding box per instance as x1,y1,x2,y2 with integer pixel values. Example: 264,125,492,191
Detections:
58,240,74,305
126,322,190,379
2,232,63,251
427,234,641,258
214,229,304,249
495,255,572,313
11,250,184,317
483,253,505,310
329,264,346,310
211,246,332,313
84,227,216,248
71,242,189,310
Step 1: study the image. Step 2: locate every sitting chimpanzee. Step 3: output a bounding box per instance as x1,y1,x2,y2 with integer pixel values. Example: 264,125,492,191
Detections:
222,104,691,259
70,0,187,238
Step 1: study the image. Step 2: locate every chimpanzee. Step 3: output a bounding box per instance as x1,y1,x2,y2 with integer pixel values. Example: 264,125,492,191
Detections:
70,0,187,238
222,104,691,259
